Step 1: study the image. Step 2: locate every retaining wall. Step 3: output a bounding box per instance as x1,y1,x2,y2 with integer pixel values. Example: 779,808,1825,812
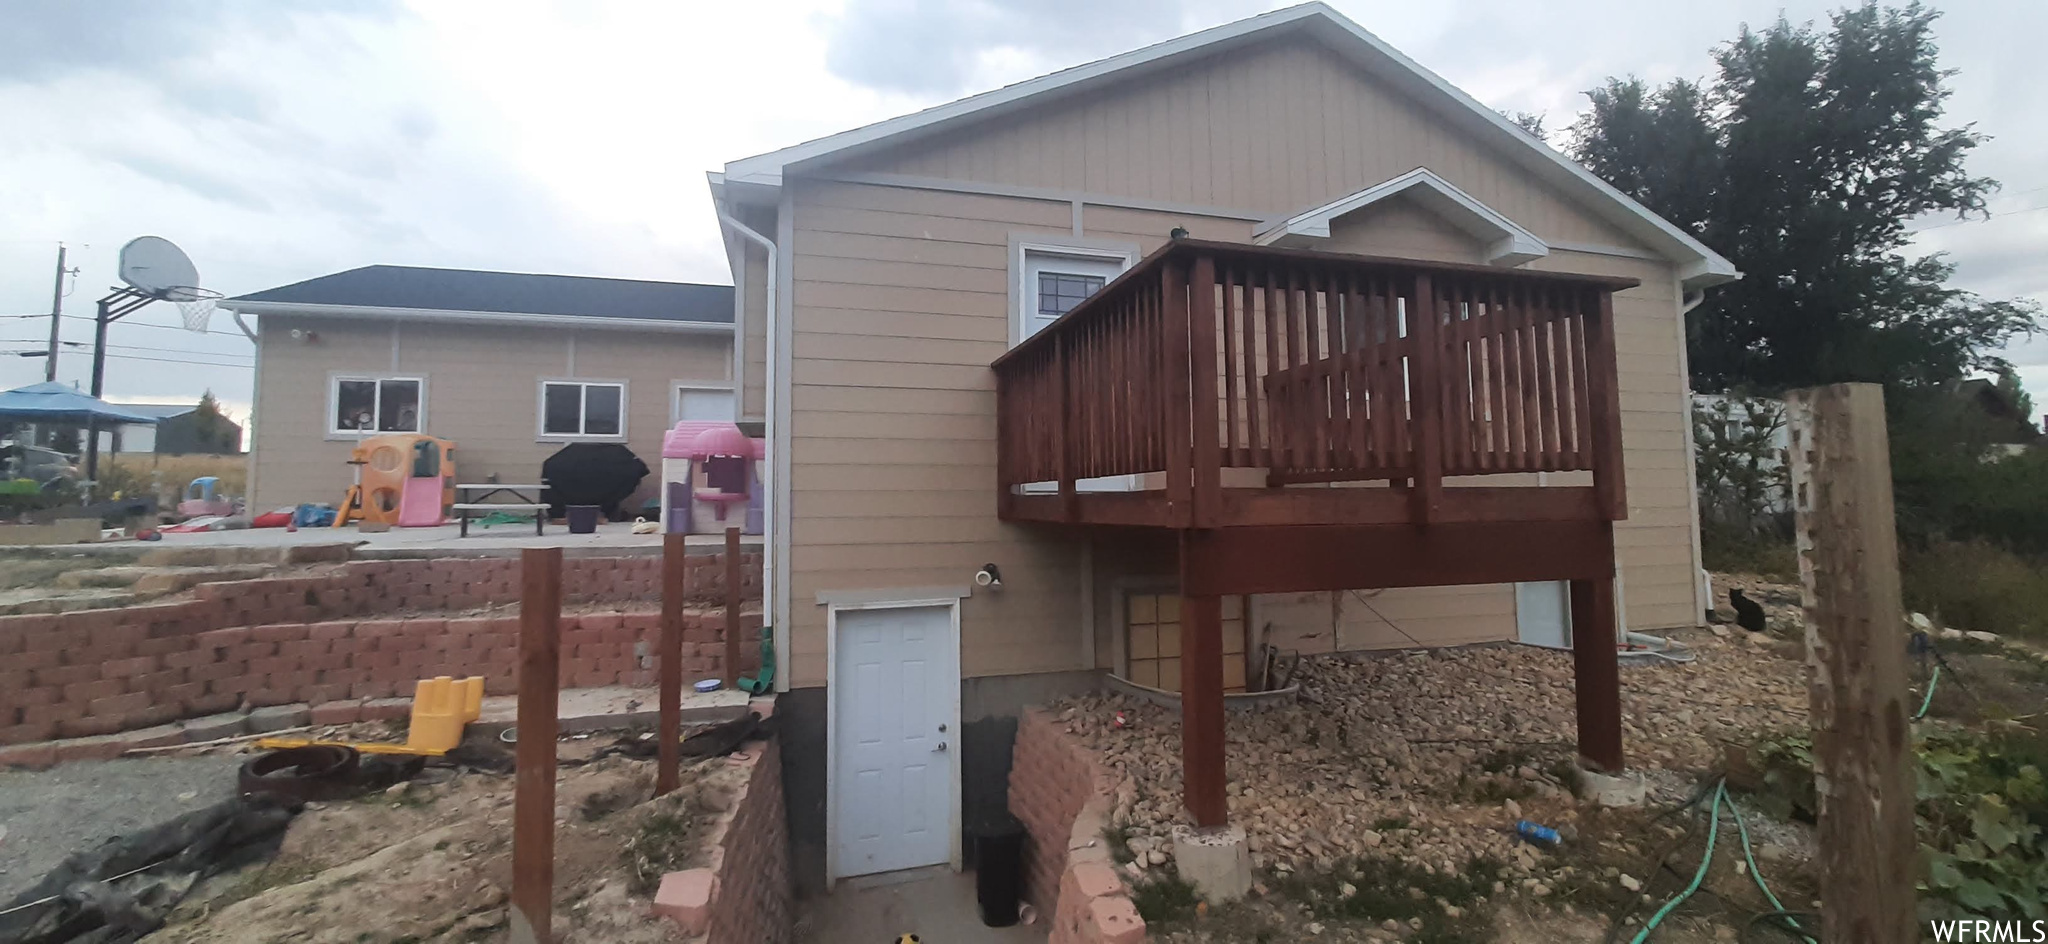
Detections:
0,553,761,747
652,709,793,944
1009,708,1146,944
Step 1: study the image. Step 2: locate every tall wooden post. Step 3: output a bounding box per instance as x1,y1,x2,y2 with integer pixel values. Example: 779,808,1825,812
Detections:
511,548,561,944
1569,571,1623,771
1407,273,1444,522
1180,588,1227,827
1787,383,1916,943
724,526,743,687
657,533,686,795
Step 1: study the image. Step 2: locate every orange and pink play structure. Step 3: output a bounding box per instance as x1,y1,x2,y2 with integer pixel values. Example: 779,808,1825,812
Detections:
337,433,456,528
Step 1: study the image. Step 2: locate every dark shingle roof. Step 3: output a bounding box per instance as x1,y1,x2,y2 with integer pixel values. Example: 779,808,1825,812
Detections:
227,265,733,325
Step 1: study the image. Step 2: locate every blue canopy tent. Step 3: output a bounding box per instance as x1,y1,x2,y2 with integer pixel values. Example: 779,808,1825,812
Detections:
0,382,163,426
0,382,160,491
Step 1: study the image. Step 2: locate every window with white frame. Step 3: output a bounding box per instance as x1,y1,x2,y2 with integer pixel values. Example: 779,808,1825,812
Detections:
540,381,625,438
672,384,735,423
1016,246,1132,344
331,377,422,434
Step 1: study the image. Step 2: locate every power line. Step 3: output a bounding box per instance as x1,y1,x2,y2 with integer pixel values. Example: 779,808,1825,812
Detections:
1912,203,2048,233
0,337,251,360
2,349,253,369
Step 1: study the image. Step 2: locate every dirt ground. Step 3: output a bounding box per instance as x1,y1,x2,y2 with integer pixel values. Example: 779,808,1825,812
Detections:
145,732,746,944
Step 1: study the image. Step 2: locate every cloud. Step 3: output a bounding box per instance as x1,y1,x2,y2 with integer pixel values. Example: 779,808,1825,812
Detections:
816,0,1250,97
0,2,399,85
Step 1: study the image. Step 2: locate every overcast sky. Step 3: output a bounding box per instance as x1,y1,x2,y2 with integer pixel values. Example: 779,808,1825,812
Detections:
2,0,2043,429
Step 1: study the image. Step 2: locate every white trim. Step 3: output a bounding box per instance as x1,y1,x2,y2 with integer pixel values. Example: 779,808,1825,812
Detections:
670,381,738,425
218,299,736,335
720,2,1739,288
535,378,629,442
815,585,973,607
824,597,964,887
1253,167,1549,267
821,171,1270,223
773,186,795,694
1548,240,1663,263
1678,284,1708,626
1007,234,1140,347
325,373,426,439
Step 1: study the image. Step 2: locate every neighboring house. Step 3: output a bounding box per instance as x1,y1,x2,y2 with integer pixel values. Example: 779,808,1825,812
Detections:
1955,377,2042,451
218,266,736,512
96,403,244,456
710,3,1736,887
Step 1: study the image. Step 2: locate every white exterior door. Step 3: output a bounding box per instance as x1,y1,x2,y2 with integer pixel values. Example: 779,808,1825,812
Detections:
831,604,957,879
1515,581,1571,649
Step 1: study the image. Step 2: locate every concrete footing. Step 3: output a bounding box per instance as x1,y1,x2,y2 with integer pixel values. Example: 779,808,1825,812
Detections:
1576,768,1648,807
1171,824,1251,902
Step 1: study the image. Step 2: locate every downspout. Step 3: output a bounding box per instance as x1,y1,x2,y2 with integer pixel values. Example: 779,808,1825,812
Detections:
1679,286,1709,625
718,207,780,681
222,305,261,510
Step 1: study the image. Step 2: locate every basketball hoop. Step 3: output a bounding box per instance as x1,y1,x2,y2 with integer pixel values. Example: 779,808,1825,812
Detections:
164,286,224,333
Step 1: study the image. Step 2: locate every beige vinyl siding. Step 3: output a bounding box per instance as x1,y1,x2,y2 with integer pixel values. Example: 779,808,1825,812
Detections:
249,314,729,513
784,36,1708,682
1321,195,1488,265
844,39,1653,255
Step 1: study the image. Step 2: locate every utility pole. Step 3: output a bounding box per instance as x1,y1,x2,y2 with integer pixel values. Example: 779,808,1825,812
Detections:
44,244,69,383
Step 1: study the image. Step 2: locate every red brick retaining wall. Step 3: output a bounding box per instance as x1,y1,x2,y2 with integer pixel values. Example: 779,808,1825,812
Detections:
0,553,761,746
706,733,793,944
651,704,792,944
1009,708,1146,944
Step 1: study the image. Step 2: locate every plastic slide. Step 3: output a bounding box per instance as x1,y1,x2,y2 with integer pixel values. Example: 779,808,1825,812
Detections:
394,476,445,527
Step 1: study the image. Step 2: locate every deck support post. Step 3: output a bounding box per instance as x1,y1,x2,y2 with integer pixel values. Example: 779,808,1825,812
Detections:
1568,567,1623,772
1180,585,1228,827
511,548,561,944
657,534,685,795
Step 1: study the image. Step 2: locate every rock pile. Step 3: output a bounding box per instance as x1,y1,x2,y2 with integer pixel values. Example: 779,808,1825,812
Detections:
1050,630,1806,886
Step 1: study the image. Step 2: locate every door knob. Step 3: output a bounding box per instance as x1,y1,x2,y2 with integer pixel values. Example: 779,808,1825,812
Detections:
933,741,948,753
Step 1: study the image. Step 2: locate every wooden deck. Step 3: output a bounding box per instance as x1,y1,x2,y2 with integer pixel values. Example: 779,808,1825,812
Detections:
991,240,1637,825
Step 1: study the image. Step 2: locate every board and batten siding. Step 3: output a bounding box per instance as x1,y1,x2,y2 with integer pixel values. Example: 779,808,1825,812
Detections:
250,314,730,513
782,38,1706,684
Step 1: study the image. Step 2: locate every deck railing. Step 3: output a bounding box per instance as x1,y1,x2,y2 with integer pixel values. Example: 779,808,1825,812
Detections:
993,239,1634,527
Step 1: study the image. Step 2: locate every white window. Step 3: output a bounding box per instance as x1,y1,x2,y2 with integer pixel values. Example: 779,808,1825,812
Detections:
331,376,422,434
672,384,736,423
1012,242,1136,345
540,381,625,438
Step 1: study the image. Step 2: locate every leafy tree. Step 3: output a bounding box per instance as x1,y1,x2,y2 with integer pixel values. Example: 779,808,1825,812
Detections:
1568,2,2037,392
191,390,240,454
1994,367,2035,427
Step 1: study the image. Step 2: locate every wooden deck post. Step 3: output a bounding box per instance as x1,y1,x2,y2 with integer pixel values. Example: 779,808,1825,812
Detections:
1188,254,1222,529
724,526,743,687
1587,290,1628,520
1787,383,1917,942
1569,563,1623,772
1180,590,1228,827
1406,272,1444,522
657,533,685,796
511,548,562,944
1162,258,1193,526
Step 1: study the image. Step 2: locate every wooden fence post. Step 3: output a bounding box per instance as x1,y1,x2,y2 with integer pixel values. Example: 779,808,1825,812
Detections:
1786,382,1916,943
658,533,686,795
511,548,562,944
724,526,743,687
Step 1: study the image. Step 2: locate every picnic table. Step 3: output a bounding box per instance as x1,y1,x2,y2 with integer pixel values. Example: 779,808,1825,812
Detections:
452,483,548,537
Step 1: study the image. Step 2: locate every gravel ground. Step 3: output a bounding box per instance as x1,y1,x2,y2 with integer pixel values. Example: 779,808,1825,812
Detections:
0,755,244,902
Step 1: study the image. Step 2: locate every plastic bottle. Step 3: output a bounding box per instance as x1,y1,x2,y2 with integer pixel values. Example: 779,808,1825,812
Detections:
1516,820,1561,846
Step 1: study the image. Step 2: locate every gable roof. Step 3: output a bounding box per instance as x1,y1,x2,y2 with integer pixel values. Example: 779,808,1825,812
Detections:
222,265,733,331
117,403,200,420
1255,168,1549,267
720,2,1737,289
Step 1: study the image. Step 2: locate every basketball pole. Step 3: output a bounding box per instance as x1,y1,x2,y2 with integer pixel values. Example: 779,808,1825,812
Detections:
82,287,160,487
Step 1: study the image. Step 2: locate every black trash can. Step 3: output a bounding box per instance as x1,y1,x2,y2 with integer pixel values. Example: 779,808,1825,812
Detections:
565,504,600,534
970,813,1026,927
